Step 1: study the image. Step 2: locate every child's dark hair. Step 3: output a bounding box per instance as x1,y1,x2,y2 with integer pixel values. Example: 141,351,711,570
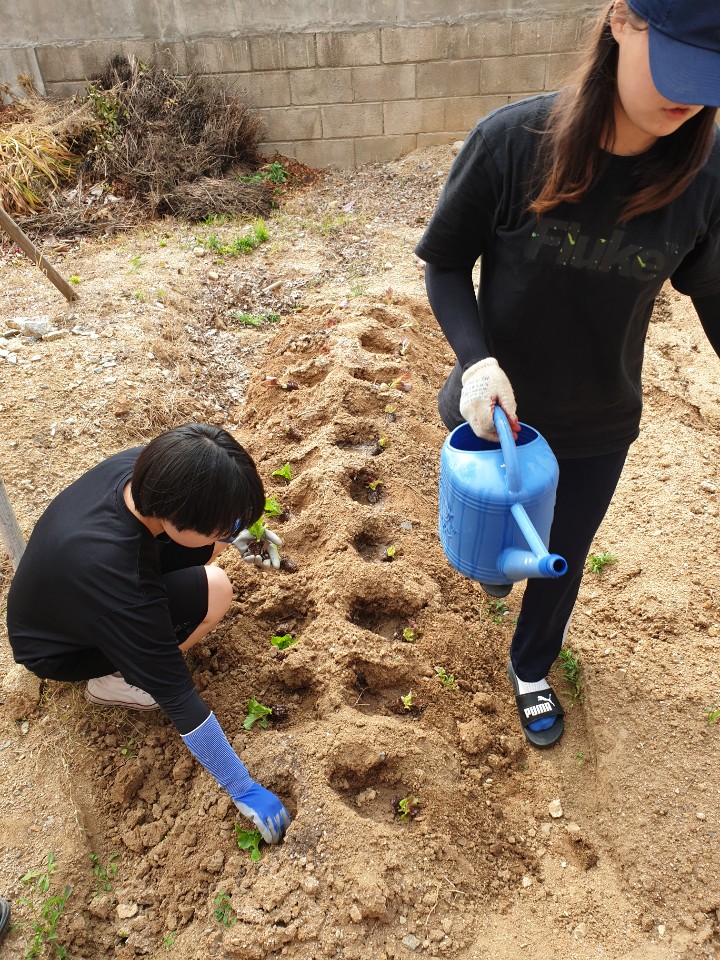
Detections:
131,423,265,536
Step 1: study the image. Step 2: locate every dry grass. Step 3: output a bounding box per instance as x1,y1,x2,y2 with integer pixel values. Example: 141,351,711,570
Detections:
84,56,267,215
162,176,273,221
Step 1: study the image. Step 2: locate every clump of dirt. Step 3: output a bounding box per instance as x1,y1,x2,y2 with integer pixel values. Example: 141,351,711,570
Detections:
0,142,719,960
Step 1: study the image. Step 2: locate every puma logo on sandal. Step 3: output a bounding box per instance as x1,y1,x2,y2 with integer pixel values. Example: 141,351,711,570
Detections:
523,693,556,719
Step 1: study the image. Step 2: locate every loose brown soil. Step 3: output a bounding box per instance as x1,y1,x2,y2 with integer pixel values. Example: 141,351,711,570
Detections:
0,145,719,960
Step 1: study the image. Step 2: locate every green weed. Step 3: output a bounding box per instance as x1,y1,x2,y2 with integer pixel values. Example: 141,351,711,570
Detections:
68,275,80,285
485,599,509,625
705,707,720,725
213,890,236,927
587,551,617,574
90,851,119,893
235,827,263,862
18,852,72,959
243,698,272,730
400,691,416,711
558,647,582,702
230,310,281,328
196,219,269,256
240,161,288,185
162,930,177,948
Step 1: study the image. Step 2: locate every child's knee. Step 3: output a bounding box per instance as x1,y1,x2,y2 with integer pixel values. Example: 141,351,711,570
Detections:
206,566,233,615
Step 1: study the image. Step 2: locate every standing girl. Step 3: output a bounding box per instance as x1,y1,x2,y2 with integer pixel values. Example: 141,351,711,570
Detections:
416,0,720,747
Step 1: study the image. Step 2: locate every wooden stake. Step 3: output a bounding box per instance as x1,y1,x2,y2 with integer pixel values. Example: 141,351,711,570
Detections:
0,476,25,570
0,204,79,303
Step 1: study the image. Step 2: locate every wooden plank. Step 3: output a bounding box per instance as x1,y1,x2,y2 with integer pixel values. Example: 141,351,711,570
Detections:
0,476,25,570
0,204,79,303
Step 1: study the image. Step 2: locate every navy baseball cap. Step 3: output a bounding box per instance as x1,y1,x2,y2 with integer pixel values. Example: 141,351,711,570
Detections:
627,0,720,106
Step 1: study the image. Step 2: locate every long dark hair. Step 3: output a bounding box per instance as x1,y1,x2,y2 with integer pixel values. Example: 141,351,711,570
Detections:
529,0,717,223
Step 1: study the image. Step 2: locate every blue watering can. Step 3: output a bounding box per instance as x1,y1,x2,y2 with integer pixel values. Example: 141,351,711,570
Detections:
439,407,567,591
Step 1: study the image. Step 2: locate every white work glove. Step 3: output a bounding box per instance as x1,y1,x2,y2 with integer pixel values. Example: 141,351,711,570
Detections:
230,527,283,569
460,357,517,440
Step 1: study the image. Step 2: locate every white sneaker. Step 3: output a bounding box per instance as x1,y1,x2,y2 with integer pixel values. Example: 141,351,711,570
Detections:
85,674,158,711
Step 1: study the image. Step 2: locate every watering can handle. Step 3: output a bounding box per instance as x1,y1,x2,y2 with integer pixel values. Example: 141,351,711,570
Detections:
493,406,521,497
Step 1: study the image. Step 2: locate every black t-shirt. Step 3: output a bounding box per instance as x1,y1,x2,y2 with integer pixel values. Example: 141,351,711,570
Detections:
416,94,720,456
7,449,210,734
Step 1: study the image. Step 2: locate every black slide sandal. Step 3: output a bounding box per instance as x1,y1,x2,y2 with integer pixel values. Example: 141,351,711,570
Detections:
507,662,565,748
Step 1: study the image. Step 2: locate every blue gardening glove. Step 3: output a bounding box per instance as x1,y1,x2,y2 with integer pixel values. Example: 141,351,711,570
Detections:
234,782,291,844
182,713,290,844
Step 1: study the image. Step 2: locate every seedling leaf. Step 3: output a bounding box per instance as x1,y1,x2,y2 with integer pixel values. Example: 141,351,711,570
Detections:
270,633,297,650
272,463,292,482
244,697,273,730
235,826,263,861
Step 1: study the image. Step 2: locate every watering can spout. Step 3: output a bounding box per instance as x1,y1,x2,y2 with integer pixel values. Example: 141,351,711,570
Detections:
498,547,568,582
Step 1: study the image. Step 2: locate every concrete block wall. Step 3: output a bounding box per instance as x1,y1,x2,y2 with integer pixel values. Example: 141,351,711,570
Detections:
1,5,604,168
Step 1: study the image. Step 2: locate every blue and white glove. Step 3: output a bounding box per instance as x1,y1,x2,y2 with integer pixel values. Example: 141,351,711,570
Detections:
182,713,290,843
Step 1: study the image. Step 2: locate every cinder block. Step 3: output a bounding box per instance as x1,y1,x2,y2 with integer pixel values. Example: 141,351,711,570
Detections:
354,134,417,165
153,41,188,75
512,19,557,55
416,131,465,149
316,31,381,67
229,71,291,109
351,64,415,102
384,98,447,135
186,38,252,75
37,40,156,83
545,51,581,90
258,140,297,159
0,46,46,96
45,80,90,99
481,54,547,94
249,34,316,71
444,21,515,60
479,20,515,58
417,59,482,99
444,94,510,131
321,102,383,138
381,25,448,64
293,138,356,169
549,18,587,53
290,68,353,105
258,105,322,141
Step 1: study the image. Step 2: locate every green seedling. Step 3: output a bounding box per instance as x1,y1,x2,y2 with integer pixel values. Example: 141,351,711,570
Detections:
366,479,382,492
90,851,119,893
69,275,80,285
263,495,284,518
385,404,397,422
128,254,143,271
230,310,281,327
244,697,272,730
485,599,509,625
398,337,410,356
394,795,421,823
587,551,617,574
389,376,411,392
120,738,135,757
706,707,720,725
377,436,388,450
19,851,72,959
349,282,364,298
576,751,587,768
235,827,264,862
247,518,266,541
270,633,297,650
132,289,146,301
385,545,398,561
272,463,292,483
163,930,177,948
435,667,456,689
213,890,236,927
201,213,231,226
401,621,422,643
400,691,416,711
558,647,582,702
